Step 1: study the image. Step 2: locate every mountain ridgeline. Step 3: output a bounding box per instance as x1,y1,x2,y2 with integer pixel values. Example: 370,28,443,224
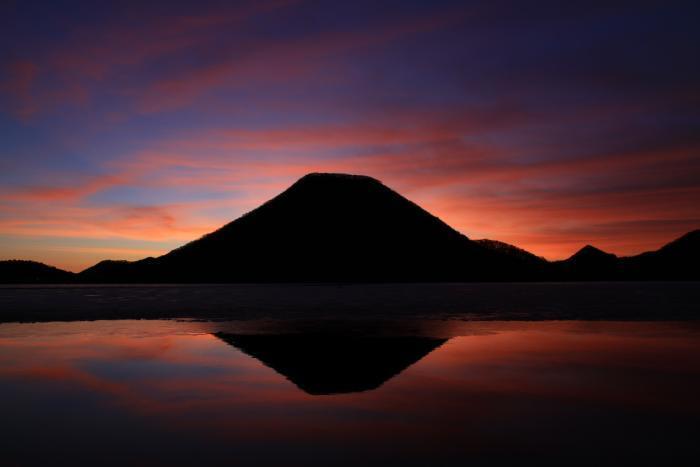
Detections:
2,173,698,283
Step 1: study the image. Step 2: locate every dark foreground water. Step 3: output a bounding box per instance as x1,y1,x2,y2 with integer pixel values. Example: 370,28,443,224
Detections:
1,282,699,322
1,319,699,466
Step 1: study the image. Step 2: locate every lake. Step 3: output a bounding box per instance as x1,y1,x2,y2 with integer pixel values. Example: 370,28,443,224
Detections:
1,318,699,466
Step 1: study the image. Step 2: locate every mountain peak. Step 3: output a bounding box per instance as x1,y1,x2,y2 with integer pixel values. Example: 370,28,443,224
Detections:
288,173,385,192
296,172,381,183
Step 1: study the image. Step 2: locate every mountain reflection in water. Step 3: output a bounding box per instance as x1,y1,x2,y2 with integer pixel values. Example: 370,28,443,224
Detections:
0,319,699,466
216,333,447,394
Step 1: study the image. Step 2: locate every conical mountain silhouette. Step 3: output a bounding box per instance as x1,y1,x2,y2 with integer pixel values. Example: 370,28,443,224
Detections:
216,332,447,395
79,172,544,282
2,174,698,282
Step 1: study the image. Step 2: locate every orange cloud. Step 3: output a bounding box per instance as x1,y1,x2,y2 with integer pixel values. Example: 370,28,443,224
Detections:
5,173,135,202
1,104,698,270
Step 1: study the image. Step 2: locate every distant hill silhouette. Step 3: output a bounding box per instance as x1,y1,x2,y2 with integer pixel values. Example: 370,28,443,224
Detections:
1,173,698,283
0,260,75,284
621,230,700,280
216,332,447,394
78,258,158,283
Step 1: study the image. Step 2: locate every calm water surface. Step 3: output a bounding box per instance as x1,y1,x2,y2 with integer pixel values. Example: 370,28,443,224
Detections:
1,319,699,466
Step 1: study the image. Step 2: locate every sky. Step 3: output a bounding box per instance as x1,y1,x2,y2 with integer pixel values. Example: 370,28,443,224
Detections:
1,0,699,272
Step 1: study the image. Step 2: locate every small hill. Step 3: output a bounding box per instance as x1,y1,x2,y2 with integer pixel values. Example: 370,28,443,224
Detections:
569,245,617,263
556,245,619,280
0,260,75,284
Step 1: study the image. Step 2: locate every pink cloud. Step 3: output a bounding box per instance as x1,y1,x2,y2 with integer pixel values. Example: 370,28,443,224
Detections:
3,0,302,119
1,59,39,119
134,7,470,113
